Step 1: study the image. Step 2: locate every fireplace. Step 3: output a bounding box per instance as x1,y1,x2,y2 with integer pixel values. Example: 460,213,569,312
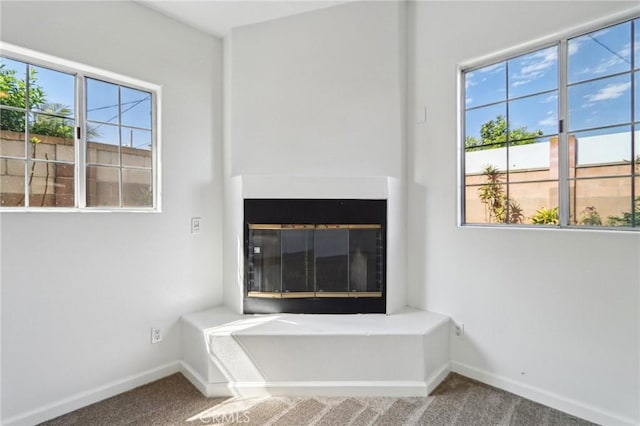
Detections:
244,199,387,314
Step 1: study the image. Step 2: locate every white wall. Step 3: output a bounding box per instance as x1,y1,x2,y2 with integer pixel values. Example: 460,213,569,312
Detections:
229,1,405,178
2,1,638,424
408,1,640,424
0,1,223,422
224,1,408,312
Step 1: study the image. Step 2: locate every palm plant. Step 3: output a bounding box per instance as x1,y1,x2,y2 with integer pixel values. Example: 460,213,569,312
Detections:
478,164,523,224
578,206,602,226
530,206,559,225
607,197,640,227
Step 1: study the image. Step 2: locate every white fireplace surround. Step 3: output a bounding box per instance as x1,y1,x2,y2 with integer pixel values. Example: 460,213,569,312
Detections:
223,175,407,314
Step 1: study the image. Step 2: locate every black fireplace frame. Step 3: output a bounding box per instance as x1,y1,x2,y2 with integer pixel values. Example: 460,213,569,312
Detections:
243,199,387,314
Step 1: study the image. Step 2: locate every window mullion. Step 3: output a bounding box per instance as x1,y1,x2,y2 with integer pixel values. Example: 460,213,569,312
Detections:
152,91,159,211
459,71,467,226
77,74,86,208
24,65,30,207
558,40,570,227
631,20,636,228
118,86,123,208
505,61,511,224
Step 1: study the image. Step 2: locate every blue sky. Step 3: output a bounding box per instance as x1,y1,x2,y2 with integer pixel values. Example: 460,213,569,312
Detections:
86,78,152,149
465,18,639,142
1,56,151,149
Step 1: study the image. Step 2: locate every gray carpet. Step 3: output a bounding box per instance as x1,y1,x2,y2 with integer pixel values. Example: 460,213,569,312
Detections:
40,373,595,425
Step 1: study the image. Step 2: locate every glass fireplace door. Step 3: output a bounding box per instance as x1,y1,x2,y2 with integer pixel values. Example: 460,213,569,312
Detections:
247,228,281,294
315,226,349,294
247,224,382,299
349,228,382,293
281,226,315,296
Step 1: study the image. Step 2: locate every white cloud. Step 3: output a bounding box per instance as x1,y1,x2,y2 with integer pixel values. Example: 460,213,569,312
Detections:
584,82,631,102
568,40,580,56
538,110,557,128
466,64,503,90
512,80,531,87
521,49,557,75
579,43,631,77
538,117,557,127
591,27,611,38
510,47,557,89
542,94,558,104
465,77,476,89
580,57,623,76
575,28,610,45
618,43,631,58
478,63,504,74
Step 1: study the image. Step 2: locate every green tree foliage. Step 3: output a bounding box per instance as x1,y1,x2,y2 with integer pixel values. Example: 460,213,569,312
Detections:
466,115,543,150
1,64,73,138
0,64,46,110
607,197,640,227
1,64,45,132
31,103,74,139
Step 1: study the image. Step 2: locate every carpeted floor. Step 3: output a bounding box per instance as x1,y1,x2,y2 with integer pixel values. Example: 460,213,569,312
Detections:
41,373,595,425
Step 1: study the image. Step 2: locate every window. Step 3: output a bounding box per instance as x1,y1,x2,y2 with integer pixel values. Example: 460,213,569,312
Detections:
86,78,153,207
0,48,158,210
462,16,639,230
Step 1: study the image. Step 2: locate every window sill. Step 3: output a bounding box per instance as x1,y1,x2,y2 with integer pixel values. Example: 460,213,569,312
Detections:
0,207,161,214
460,223,639,234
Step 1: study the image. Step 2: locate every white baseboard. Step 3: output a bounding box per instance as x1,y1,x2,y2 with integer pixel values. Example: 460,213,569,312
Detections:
2,357,445,426
180,360,431,398
180,360,233,397
8,357,632,426
425,361,451,394
2,361,181,426
451,361,637,426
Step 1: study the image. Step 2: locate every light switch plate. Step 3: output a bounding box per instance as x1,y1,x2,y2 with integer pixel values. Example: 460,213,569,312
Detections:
417,106,427,123
191,217,201,234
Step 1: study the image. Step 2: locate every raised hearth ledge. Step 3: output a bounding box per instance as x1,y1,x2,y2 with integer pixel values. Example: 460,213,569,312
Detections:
181,306,451,397
223,175,407,314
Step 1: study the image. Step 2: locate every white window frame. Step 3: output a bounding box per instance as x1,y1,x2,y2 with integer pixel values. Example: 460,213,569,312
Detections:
459,10,640,231
0,42,161,212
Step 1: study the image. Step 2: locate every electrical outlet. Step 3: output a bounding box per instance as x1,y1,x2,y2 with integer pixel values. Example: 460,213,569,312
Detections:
151,327,162,344
454,322,465,337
